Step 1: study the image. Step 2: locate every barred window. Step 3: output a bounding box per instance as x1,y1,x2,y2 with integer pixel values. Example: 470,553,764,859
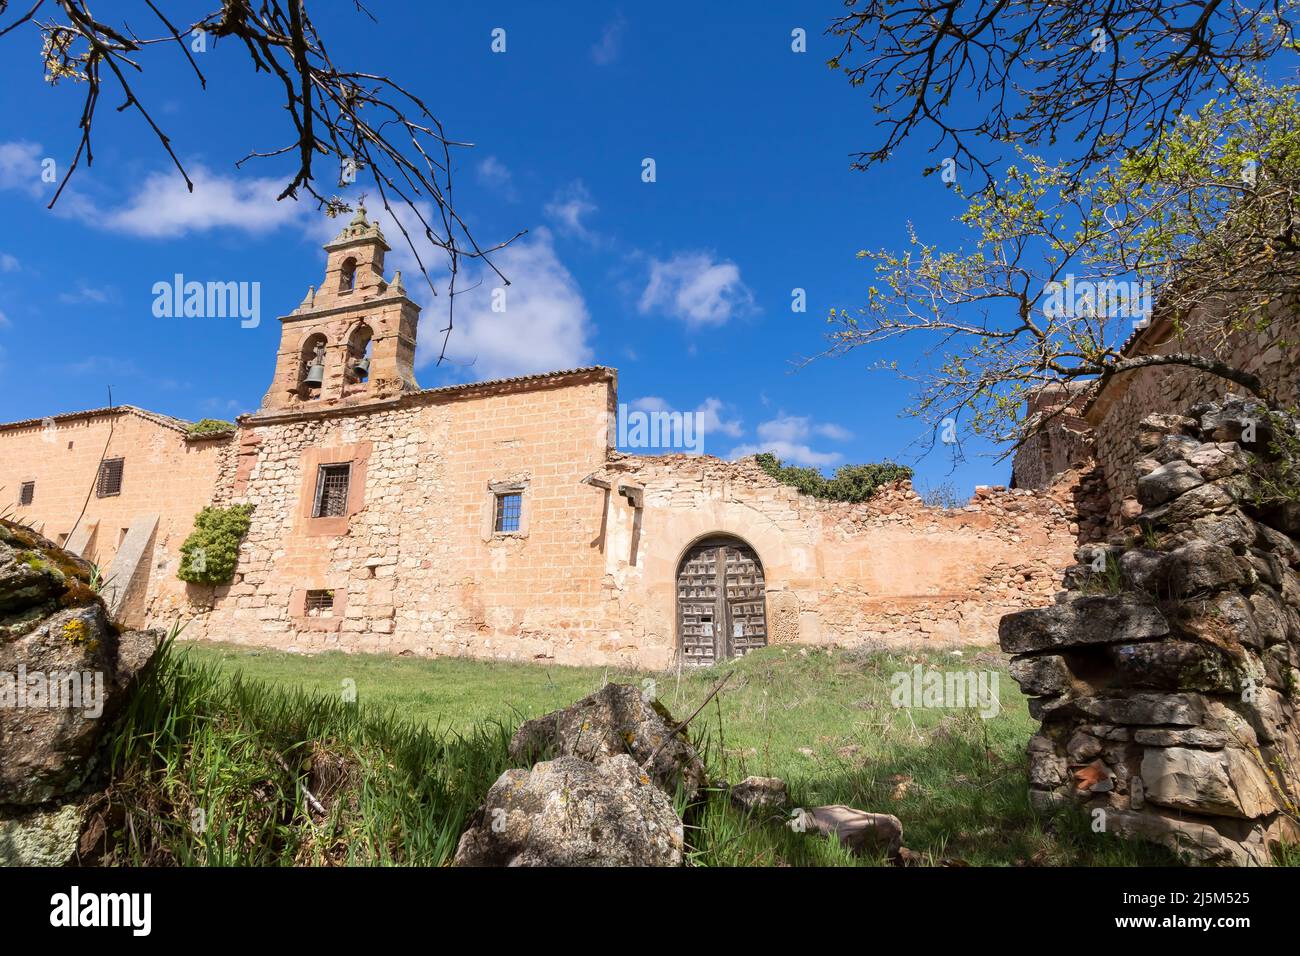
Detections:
494,492,522,533
96,458,124,498
304,589,335,617
19,481,34,506
313,463,352,518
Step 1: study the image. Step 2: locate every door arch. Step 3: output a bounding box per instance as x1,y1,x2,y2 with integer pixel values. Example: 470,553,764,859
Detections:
676,535,767,666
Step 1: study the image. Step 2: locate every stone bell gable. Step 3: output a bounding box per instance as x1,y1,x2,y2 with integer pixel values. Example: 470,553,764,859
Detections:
260,203,420,415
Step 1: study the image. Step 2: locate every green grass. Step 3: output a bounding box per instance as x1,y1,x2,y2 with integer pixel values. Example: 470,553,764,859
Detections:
139,639,1184,867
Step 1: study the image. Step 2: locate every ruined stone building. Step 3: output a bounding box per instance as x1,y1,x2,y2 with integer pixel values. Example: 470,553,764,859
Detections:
1012,306,1300,528
3,208,1092,668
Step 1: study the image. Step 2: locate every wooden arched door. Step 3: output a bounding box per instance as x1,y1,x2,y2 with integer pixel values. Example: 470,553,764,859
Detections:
677,536,767,666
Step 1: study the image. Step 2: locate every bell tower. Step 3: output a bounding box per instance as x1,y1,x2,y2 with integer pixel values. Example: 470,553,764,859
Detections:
259,203,420,414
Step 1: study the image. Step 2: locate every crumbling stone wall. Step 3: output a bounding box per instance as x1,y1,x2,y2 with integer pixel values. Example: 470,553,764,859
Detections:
168,379,1081,668
1001,398,1300,865
1085,309,1300,528
1011,382,1095,491
601,452,1079,667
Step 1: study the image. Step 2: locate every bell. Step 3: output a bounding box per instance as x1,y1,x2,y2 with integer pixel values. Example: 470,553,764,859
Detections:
351,356,370,378
303,363,325,387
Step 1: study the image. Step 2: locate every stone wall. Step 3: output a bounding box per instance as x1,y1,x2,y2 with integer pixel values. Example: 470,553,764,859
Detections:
0,408,231,629
165,373,1082,669
1000,398,1300,865
1011,382,1095,491
179,377,617,663
1085,308,1300,528
590,452,1079,668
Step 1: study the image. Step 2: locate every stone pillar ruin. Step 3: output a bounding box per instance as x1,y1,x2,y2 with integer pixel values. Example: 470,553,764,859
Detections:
1000,397,1300,865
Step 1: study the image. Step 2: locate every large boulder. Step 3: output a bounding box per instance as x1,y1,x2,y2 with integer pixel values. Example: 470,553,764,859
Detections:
453,754,684,867
509,683,707,799
0,520,97,637
0,519,162,807
0,803,84,866
1,603,161,806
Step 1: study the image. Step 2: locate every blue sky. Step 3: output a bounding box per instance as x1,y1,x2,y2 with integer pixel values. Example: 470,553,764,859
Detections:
0,2,1023,495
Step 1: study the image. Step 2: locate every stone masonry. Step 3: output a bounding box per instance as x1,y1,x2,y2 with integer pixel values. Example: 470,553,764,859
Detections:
1001,397,1300,865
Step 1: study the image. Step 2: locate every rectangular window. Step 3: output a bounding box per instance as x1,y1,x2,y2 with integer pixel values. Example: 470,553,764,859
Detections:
494,492,522,533
96,458,124,498
18,481,34,506
304,589,335,617
312,463,352,518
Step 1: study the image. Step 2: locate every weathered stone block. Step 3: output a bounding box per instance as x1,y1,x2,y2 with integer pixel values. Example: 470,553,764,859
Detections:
1110,640,1237,693
1140,746,1277,819
1008,654,1072,697
999,593,1168,655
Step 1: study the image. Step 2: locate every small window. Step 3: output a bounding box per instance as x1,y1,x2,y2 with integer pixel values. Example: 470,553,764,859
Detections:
494,492,522,533
19,481,35,506
304,589,335,617
313,463,352,518
339,257,357,293
96,458,124,497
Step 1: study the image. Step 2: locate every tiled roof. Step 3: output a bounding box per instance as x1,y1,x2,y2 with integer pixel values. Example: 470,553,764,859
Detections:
0,404,193,435
410,365,615,399
1,367,618,435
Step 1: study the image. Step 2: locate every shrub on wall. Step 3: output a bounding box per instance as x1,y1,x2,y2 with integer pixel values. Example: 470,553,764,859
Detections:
188,418,236,435
754,453,913,503
177,504,255,585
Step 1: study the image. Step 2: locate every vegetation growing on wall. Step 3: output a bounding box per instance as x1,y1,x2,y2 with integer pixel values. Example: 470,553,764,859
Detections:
188,419,236,436
754,453,913,503
177,505,255,586
1246,409,1300,509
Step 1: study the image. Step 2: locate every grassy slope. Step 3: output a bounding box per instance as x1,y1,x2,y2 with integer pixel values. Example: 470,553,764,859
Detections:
168,640,1178,866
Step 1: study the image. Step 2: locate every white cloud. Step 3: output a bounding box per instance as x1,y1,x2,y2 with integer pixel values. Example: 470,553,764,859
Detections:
628,395,743,440
696,397,744,438
815,422,853,441
630,396,670,413
88,165,306,238
0,253,19,272
58,283,117,305
638,251,756,327
476,156,517,200
0,141,45,197
591,16,627,65
728,413,849,467
419,228,594,380
0,309,10,329
544,181,598,241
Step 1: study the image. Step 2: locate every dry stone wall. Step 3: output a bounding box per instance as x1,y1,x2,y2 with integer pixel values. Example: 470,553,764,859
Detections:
1086,310,1300,528
1000,398,1300,865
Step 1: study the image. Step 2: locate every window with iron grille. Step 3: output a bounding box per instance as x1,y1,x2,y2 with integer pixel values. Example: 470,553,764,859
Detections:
19,481,34,506
304,589,335,616
312,463,352,518
96,458,124,498
494,492,522,533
